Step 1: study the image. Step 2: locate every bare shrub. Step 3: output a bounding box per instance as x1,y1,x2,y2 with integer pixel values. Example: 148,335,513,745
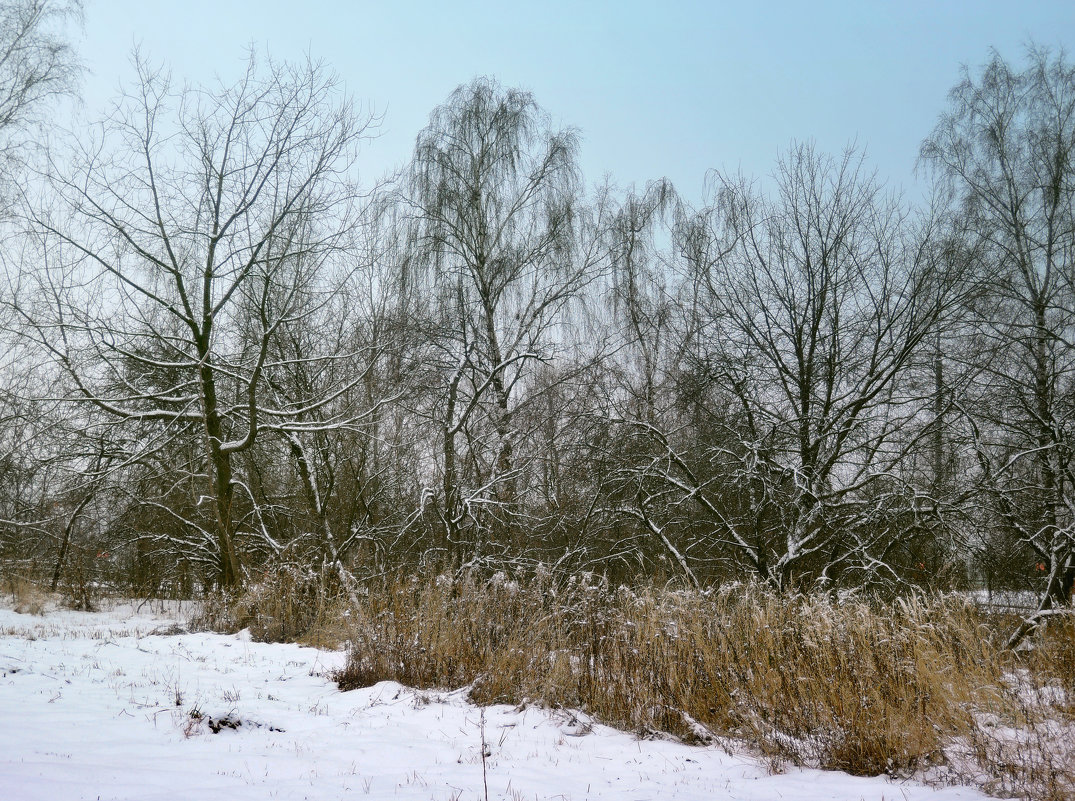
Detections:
57,550,100,612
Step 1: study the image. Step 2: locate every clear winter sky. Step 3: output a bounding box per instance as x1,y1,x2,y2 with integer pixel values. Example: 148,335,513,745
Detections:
76,1,1074,204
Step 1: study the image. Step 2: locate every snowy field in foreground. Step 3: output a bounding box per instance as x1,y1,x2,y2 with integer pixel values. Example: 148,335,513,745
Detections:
0,600,988,801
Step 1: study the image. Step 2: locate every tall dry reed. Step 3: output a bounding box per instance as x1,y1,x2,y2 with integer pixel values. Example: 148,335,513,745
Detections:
333,568,1074,797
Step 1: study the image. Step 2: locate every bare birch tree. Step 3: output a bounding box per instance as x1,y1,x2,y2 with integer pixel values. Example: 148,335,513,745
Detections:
406,77,602,557
0,0,81,171
921,46,1075,635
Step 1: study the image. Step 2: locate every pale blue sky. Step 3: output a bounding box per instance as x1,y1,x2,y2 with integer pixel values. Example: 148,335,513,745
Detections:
76,1,1075,203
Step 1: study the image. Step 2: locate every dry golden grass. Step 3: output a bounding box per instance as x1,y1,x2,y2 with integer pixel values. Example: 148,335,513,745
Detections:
330,569,1074,799
2,569,49,615
189,562,347,643
185,561,1074,798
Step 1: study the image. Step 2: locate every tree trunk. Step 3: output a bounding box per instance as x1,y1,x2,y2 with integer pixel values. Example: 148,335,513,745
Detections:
200,361,241,588
49,493,94,592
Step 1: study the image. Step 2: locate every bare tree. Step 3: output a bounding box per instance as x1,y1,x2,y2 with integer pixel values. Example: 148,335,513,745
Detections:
21,53,375,587
0,0,81,166
921,46,1075,634
258,193,421,579
604,179,679,425
0,0,82,586
618,145,959,589
406,77,602,557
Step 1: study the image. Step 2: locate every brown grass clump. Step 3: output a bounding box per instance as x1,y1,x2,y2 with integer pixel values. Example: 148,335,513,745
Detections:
334,568,1075,798
3,570,49,615
190,562,348,643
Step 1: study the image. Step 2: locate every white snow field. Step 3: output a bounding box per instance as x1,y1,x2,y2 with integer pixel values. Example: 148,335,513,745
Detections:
0,600,989,801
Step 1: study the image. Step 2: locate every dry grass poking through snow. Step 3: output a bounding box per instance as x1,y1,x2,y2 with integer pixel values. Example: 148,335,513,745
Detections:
325,569,1075,801
2,570,48,615
191,563,355,647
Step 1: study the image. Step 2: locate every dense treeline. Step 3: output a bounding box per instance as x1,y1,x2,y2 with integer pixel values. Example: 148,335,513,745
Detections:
0,3,1071,630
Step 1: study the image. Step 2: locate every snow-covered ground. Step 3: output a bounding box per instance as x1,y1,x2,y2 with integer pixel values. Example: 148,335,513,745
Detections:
0,599,989,801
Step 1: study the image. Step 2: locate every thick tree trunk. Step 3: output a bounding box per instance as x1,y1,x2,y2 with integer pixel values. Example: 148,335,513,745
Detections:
199,361,241,589
209,442,241,589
